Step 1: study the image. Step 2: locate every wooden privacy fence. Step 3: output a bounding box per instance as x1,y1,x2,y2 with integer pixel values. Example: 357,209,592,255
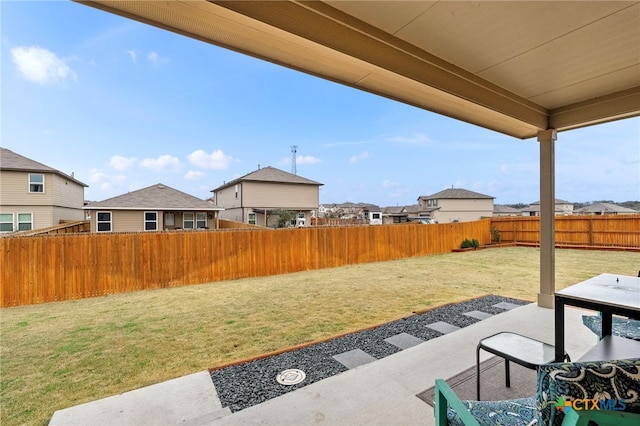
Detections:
1,220,490,307
491,215,640,248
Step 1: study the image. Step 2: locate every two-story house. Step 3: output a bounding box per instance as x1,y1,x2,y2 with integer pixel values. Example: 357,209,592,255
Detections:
211,166,322,227
0,148,87,233
417,188,494,223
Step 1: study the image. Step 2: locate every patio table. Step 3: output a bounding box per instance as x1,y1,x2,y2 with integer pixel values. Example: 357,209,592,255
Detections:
555,273,640,362
476,332,560,400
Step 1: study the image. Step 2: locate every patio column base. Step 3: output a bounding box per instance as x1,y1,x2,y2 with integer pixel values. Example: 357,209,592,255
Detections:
537,292,554,308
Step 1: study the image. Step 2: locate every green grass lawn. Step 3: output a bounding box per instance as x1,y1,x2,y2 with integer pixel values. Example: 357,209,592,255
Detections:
1,247,637,425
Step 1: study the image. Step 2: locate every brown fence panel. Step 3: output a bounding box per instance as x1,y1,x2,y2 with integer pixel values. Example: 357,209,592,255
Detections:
490,215,640,247
1,220,494,307
5,216,638,307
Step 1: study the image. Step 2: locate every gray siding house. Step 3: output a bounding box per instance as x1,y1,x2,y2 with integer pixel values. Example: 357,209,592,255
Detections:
211,166,322,227
417,188,494,223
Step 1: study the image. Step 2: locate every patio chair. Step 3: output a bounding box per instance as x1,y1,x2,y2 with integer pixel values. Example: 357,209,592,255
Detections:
581,315,640,341
434,357,640,426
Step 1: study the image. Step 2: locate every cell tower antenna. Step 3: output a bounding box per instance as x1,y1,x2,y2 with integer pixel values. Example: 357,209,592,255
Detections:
291,145,298,175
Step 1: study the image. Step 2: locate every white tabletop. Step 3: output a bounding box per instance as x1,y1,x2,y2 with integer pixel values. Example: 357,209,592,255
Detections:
556,273,640,312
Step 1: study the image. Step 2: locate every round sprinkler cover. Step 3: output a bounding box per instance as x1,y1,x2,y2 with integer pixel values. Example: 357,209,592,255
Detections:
276,369,306,385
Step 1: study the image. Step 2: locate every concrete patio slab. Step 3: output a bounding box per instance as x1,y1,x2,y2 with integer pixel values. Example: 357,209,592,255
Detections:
49,371,228,426
332,348,377,369
493,301,523,310
384,332,425,350
463,310,494,320
425,321,461,334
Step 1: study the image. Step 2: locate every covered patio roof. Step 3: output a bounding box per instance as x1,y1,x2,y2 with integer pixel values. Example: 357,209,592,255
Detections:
76,1,640,139
76,1,640,305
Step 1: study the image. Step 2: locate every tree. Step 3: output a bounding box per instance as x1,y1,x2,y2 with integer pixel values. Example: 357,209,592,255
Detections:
274,209,295,228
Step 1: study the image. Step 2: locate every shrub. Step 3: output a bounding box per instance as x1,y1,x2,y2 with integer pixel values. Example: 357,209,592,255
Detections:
490,226,501,243
461,238,480,249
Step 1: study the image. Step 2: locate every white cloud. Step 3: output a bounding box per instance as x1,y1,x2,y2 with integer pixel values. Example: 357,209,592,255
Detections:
382,179,399,189
11,46,77,85
89,168,126,190
147,51,160,65
349,151,371,164
184,170,206,180
139,154,181,172
126,49,137,62
500,164,512,175
297,155,321,165
187,149,233,170
500,161,538,175
388,133,432,145
109,155,137,171
278,156,291,166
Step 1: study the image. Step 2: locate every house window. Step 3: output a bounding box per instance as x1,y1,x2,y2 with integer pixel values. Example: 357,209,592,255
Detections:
144,211,158,231
183,212,194,229
0,213,14,232
234,184,238,199
248,212,256,225
17,213,33,231
196,212,207,228
29,174,44,193
165,213,174,226
97,211,112,232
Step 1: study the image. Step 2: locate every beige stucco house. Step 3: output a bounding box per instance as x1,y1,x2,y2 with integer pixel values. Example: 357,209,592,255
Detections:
211,166,322,227
84,183,222,233
417,188,494,223
0,148,87,233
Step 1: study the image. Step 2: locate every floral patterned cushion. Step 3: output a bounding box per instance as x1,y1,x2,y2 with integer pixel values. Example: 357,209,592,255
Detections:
446,397,537,426
582,315,640,341
535,358,640,426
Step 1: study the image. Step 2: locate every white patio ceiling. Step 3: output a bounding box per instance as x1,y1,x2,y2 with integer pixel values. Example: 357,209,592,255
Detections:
77,0,640,139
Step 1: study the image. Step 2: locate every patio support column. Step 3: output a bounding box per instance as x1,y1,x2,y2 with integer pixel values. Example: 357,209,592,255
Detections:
537,129,557,308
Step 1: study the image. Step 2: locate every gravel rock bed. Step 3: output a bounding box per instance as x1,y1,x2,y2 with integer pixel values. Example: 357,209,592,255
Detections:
210,295,528,412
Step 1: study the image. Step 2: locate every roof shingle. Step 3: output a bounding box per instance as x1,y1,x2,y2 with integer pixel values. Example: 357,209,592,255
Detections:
0,147,88,187
212,166,322,191
85,183,221,210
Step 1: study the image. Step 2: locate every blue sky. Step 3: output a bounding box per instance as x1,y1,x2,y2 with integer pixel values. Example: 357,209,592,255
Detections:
2,1,639,206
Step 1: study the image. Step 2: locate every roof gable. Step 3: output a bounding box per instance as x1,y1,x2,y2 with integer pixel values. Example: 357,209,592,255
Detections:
0,147,88,187
419,188,494,200
213,166,322,191
85,183,221,210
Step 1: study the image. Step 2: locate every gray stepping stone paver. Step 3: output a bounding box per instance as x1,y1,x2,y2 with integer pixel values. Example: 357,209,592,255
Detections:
463,310,494,320
384,332,425,350
425,321,461,334
332,349,377,369
493,302,523,311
